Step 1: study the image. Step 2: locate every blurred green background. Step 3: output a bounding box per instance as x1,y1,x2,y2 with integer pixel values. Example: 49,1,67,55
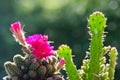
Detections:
0,0,120,79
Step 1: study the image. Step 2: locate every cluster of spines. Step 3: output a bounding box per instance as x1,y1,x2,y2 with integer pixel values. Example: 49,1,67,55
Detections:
4,54,64,80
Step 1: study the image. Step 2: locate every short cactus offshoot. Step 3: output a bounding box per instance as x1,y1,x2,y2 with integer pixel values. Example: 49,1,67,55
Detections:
3,22,65,80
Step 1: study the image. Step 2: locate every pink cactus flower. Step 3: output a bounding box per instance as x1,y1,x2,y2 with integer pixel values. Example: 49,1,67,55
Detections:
10,21,26,46
25,34,55,60
57,58,65,70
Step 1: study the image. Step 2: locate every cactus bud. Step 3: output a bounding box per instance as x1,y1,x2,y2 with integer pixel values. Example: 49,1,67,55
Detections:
24,56,32,66
13,54,25,67
57,58,65,71
38,65,46,77
20,65,28,73
51,56,57,65
4,61,21,77
46,64,55,75
10,21,26,46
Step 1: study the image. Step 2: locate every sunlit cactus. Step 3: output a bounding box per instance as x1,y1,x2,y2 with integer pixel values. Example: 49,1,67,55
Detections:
3,11,118,80
3,22,65,80
4,61,21,77
57,11,118,80
79,11,118,80
13,54,25,68
109,47,118,80
4,54,65,80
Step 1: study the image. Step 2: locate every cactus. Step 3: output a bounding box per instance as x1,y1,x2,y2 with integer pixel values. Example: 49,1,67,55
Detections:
4,22,65,80
56,11,118,80
108,47,118,80
3,11,118,80
4,51,65,80
4,55,64,80
58,45,81,80
87,11,106,80
4,61,21,77
13,54,25,67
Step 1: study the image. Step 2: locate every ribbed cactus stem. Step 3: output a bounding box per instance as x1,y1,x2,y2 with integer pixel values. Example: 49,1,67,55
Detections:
13,54,25,67
88,11,106,80
4,61,21,77
108,47,118,80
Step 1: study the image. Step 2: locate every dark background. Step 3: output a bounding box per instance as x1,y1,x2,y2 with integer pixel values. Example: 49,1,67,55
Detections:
0,0,120,79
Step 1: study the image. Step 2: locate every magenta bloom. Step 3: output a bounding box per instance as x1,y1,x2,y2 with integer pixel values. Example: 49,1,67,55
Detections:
26,34,55,60
57,58,65,70
10,21,26,46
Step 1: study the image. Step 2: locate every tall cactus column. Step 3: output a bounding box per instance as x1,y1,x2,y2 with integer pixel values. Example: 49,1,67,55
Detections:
88,12,106,80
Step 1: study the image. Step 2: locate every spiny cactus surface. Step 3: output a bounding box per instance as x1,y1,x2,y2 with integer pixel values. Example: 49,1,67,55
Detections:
3,22,65,80
3,11,118,80
4,54,64,80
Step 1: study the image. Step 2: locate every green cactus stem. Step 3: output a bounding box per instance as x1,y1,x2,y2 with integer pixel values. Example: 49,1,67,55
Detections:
88,11,106,80
108,47,118,80
13,54,25,67
4,61,21,77
58,45,81,80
